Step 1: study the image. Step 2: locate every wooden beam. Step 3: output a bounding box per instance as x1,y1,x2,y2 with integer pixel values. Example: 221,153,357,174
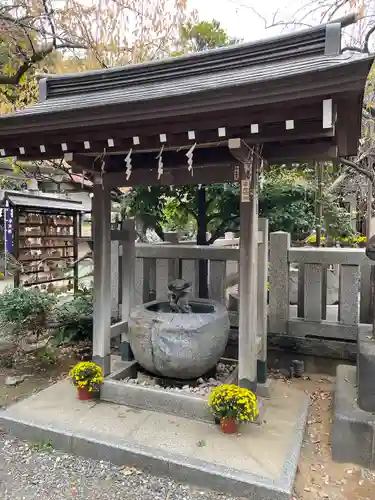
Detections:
0,99,325,144
8,118,334,160
336,94,363,156
263,141,338,162
104,164,238,188
67,140,339,187
228,138,254,164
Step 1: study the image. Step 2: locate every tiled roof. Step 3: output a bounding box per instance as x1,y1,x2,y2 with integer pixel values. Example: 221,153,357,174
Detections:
0,52,370,120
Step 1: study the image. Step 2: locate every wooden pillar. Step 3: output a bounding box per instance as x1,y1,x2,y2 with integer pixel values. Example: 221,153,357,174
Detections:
229,139,260,393
92,182,112,376
120,219,136,361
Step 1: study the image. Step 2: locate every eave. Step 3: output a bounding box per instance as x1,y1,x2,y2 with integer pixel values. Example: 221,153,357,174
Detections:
0,54,371,142
0,15,372,177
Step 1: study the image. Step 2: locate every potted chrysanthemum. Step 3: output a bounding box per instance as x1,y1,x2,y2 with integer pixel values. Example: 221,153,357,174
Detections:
69,361,104,400
208,384,259,434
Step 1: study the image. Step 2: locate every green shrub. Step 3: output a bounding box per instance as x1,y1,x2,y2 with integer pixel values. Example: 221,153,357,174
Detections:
54,286,93,344
0,286,56,339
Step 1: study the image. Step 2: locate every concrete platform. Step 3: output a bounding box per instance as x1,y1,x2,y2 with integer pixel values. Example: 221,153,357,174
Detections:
332,364,375,469
0,379,308,500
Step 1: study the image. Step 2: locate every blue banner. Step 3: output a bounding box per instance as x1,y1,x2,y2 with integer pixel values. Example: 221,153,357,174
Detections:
5,205,13,255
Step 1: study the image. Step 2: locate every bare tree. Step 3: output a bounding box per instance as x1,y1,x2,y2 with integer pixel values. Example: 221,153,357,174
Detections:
0,0,191,87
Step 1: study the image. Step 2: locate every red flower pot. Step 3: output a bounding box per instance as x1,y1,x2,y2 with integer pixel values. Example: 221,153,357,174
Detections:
220,417,237,434
77,387,99,401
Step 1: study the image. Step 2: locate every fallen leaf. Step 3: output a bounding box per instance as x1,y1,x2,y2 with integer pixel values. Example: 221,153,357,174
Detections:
196,440,206,447
121,466,142,476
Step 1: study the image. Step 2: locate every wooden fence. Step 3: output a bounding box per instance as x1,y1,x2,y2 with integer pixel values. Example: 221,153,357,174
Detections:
110,226,373,361
268,231,372,359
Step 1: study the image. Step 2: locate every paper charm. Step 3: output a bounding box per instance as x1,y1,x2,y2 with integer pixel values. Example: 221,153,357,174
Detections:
156,145,164,179
100,149,106,188
125,148,133,180
186,143,196,176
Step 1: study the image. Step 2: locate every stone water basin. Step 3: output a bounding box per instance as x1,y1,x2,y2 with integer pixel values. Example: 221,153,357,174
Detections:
128,298,230,380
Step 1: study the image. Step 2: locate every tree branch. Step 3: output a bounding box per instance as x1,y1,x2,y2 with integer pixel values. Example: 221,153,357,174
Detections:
207,216,239,244
364,24,375,54
340,158,375,183
0,42,86,85
341,46,364,53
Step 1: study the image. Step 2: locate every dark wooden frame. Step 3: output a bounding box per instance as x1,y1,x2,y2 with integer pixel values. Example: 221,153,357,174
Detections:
6,195,82,294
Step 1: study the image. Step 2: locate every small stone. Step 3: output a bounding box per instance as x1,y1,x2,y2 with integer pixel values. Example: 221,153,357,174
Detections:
5,375,25,387
182,385,190,390
197,377,204,384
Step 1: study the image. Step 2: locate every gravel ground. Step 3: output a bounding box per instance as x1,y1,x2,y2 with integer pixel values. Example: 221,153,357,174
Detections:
0,431,245,500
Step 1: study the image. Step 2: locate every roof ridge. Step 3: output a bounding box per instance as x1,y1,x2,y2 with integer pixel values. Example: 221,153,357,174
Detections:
41,19,348,101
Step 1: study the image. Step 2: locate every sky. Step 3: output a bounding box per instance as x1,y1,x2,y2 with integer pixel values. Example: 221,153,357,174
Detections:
188,0,298,41
188,0,361,43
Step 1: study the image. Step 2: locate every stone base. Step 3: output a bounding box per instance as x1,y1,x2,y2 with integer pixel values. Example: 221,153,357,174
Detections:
102,358,266,424
357,330,375,412
92,353,111,377
0,378,309,500
332,365,375,469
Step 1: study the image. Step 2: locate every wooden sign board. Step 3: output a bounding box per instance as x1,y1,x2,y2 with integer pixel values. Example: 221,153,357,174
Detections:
241,180,250,202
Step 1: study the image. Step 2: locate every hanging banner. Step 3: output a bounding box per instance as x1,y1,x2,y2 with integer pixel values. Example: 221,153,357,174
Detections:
5,205,14,255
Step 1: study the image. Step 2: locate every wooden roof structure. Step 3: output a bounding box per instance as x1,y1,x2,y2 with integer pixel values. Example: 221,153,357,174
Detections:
0,13,373,188
1,14,370,388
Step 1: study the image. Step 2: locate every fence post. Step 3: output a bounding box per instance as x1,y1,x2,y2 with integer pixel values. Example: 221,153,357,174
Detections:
257,218,268,383
120,219,136,361
164,232,180,282
110,240,120,319
269,231,290,334
209,260,227,303
360,259,372,324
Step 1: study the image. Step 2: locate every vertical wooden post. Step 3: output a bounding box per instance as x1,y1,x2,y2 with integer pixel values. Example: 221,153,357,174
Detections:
257,218,268,384
316,161,323,247
92,182,112,376
120,219,136,361
72,212,79,294
228,139,261,392
239,152,259,392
